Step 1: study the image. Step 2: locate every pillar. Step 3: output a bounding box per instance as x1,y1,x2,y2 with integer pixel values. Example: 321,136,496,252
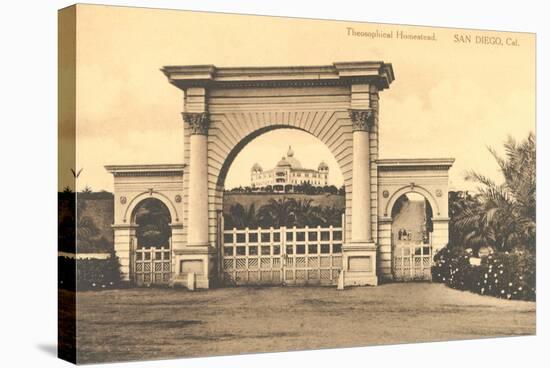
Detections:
112,224,137,282
342,108,378,286
431,218,450,254
377,218,393,282
185,112,209,246
350,109,373,243
172,112,216,289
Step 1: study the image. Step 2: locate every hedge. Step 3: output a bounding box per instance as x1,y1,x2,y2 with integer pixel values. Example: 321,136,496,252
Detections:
58,254,122,291
432,246,536,301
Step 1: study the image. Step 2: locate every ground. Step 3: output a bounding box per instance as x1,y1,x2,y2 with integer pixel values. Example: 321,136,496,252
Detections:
70,283,536,364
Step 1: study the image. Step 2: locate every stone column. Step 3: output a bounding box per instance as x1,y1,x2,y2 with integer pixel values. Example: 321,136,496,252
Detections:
350,109,374,243
173,112,214,289
183,112,210,246
342,108,378,287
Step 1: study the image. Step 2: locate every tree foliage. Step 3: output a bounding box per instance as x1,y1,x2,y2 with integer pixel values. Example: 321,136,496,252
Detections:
224,197,344,229
451,132,536,252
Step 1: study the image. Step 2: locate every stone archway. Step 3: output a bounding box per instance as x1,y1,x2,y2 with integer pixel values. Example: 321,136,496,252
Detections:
105,164,185,282
389,192,434,281
376,158,454,281
162,62,395,288
130,197,173,285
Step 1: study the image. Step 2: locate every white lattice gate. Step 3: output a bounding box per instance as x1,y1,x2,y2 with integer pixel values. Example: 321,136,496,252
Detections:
221,223,344,286
392,242,432,281
134,246,172,286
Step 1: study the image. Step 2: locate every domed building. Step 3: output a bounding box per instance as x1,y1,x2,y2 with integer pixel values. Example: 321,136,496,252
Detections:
251,146,329,192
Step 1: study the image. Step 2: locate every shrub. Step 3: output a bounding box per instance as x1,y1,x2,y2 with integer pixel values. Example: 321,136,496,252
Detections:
59,253,122,291
432,246,535,301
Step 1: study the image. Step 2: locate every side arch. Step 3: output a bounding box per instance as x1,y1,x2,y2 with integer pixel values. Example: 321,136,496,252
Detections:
123,190,180,224
384,185,440,218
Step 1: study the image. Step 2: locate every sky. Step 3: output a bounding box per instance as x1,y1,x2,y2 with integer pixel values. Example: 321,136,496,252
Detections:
59,4,535,192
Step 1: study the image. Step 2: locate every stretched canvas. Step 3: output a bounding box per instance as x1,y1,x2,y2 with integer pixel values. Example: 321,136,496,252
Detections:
58,4,536,364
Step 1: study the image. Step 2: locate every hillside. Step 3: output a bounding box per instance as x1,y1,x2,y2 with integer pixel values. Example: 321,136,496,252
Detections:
223,193,345,213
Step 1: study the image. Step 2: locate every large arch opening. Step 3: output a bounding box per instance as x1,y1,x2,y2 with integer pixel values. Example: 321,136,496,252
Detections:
221,127,345,230
219,127,346,286
390,192,434,281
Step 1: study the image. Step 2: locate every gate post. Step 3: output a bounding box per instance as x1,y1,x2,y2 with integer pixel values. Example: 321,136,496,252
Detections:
343,106,378,286
173,104,216,289
112,224,137,282
431,217,450,255
377,217,393,282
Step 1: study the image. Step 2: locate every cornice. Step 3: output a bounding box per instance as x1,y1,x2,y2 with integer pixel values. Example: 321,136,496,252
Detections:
105,164,186,177
162,61,394,91
377,158,455,171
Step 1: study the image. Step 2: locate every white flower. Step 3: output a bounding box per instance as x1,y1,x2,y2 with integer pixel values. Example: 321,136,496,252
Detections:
508,282,513,286
501,290,505,294
518,286,522,291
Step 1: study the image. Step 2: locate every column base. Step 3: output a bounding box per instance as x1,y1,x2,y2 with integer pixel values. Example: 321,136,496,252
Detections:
171,245,216,289
342,242,378,287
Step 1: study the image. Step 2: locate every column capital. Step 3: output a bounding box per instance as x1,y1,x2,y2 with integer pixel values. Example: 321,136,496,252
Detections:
348,108,375,132
182,112,210,135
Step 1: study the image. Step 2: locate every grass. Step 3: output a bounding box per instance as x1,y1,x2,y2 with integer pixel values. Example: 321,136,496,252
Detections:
68,283,536,364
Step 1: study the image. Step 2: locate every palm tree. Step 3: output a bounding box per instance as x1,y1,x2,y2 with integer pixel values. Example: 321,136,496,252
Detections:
224,203,258,229
258,197,296,228
293,198,321,227
453,132,535,252
319,205,344,227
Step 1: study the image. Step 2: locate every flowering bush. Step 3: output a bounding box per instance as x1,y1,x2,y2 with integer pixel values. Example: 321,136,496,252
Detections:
58,254,122,291
432,246,535,301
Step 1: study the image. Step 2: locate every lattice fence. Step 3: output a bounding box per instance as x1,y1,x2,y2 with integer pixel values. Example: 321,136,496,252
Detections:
222,222,344,286
134,246,171,286
392,242,432,281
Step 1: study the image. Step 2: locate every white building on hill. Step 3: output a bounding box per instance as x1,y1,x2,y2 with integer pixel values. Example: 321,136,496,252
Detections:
250,146,329,192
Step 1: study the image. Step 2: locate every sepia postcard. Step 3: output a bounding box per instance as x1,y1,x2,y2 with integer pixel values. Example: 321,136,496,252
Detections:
58,4,536,364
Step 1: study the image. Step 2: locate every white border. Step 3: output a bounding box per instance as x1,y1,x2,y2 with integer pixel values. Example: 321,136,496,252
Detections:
0,1,547,367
